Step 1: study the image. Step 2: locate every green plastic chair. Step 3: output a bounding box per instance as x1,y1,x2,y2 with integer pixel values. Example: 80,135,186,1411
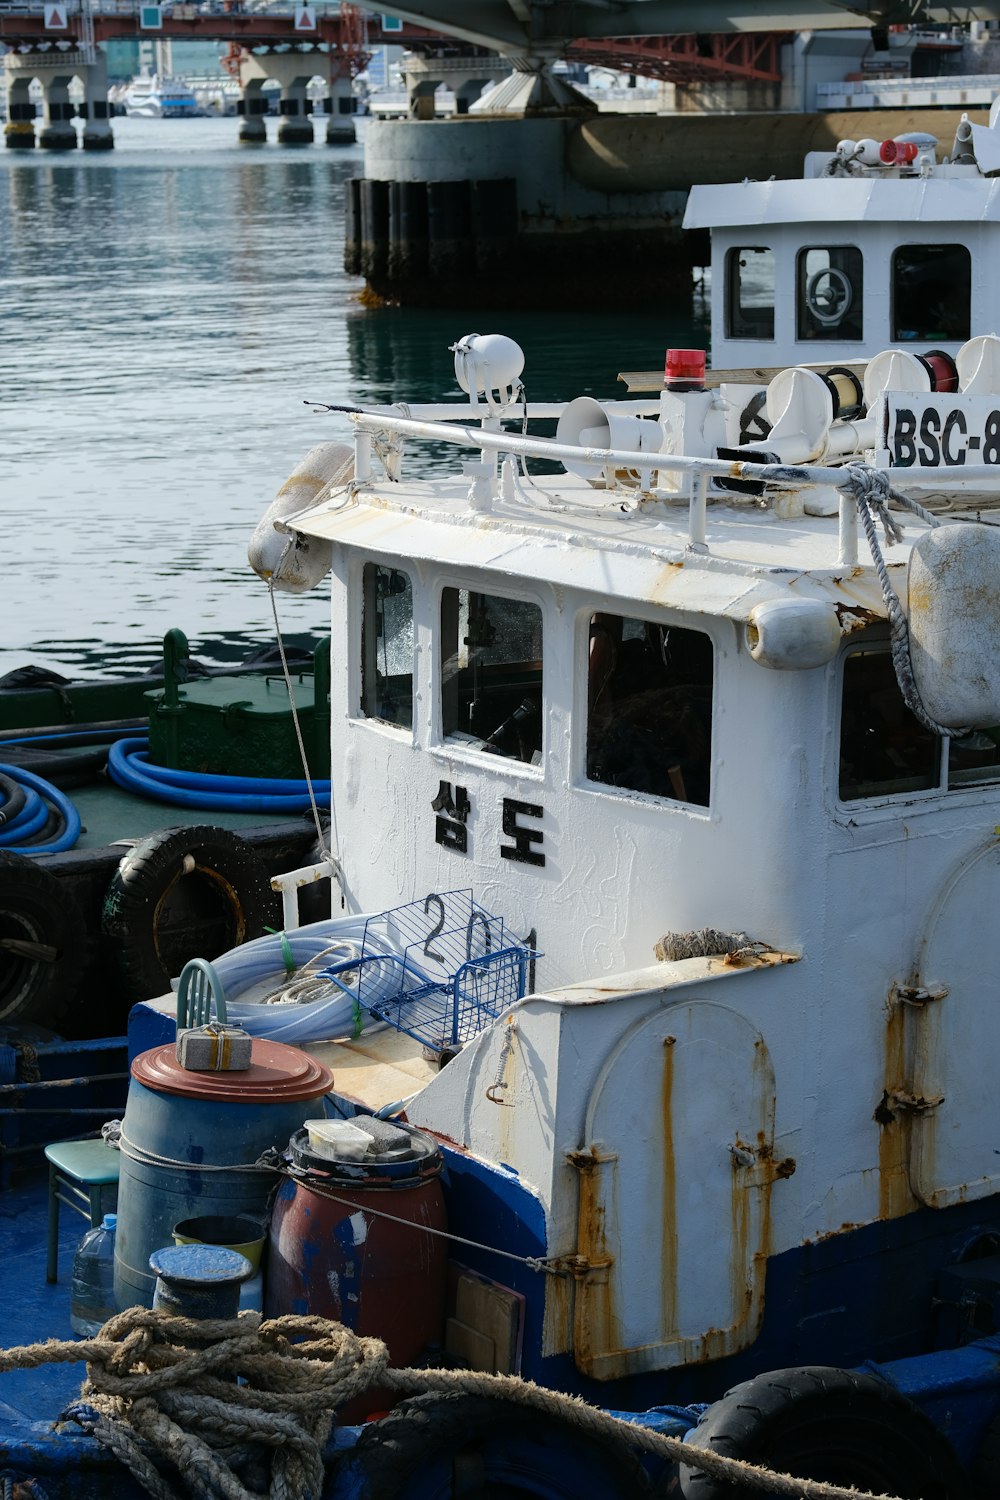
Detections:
45,1138,120,1284
176,958,228,1031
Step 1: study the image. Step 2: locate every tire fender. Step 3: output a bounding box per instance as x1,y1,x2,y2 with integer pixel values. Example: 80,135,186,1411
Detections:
347,1391,652,1500
101,825,275,1001
678,1365,962,1500
0,850,86,1026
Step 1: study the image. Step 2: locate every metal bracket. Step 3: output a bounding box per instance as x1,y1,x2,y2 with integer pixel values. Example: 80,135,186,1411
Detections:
887,1089,945,1115
892,983,949,1007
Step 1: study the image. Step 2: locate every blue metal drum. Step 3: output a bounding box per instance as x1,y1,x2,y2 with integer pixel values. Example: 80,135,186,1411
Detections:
114,1039,332,1310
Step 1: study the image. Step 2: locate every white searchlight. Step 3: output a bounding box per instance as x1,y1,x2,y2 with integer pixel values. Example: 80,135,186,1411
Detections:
555,396,662,483
451,333,525,414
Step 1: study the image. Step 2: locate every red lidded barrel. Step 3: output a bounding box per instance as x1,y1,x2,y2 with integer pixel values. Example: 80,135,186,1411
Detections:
265,1118,447,1373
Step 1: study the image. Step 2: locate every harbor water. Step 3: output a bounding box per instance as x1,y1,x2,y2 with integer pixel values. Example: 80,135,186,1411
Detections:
1,115,706,681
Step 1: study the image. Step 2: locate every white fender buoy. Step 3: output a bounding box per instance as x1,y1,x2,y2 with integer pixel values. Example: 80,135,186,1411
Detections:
248,442,354,594
746,597,842,670
908,524,1000,728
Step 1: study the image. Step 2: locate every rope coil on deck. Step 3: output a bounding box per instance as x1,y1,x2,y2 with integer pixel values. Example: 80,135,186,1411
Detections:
0,1310,913,1500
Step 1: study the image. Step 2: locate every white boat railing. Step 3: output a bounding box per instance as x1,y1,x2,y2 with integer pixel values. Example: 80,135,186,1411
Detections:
345,406,998,567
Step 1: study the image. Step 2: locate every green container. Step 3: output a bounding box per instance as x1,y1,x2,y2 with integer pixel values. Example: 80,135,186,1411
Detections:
146,673,327,779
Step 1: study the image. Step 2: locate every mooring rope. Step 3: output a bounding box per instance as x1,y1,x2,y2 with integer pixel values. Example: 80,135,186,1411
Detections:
0,1311,910,1500
835,463,967,740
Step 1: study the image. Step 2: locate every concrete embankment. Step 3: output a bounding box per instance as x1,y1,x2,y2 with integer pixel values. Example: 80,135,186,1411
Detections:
347,107,987,310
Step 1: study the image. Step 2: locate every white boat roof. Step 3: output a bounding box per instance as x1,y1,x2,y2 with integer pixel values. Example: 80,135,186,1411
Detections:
294,471,898,626
683,176,1000,230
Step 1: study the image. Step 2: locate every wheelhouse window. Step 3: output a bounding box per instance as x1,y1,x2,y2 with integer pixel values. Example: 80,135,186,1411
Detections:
440,588,542,764
891,245,971,343
725,247,775,341
797,246,864,340
839,646,1000,800
360,562,413,729
586,614,713,807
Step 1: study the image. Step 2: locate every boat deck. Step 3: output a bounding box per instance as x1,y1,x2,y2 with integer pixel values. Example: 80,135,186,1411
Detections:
65,781,311,853
0,1172,91,1419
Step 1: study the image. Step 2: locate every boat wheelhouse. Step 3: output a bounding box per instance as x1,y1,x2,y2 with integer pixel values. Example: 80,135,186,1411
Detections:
684,100,1000,375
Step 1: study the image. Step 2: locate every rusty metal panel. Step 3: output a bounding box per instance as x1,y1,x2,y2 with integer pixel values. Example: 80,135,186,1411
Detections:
907,838,1000,1209
572,999,778,1379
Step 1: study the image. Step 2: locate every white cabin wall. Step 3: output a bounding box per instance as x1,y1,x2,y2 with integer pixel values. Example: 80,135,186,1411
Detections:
328,548,844,982
710,222,993,373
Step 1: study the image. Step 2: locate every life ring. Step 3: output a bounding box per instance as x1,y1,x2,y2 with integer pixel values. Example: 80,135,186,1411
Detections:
0,850,86,1026
805,266,853,327
101,825,275,1002
347,1391,651,1500
678,1365,960,1499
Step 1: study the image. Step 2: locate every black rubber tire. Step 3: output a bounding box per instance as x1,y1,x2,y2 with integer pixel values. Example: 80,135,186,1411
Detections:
677,1365,962,1500
347,1390,653,1500
0,850,86,1025
101,825,275,1001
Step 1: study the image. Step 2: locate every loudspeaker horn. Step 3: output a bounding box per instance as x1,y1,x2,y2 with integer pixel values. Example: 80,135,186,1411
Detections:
556,397,662,481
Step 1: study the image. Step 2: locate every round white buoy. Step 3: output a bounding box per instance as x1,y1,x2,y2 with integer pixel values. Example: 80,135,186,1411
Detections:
248,442,353,594
908,523,1000,728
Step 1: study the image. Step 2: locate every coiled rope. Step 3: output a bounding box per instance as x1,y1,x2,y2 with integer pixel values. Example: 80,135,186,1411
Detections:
0,1311,911,1500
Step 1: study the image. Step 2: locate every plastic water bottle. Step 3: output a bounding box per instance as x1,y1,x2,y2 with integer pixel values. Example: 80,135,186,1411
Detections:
70,1213,117,1337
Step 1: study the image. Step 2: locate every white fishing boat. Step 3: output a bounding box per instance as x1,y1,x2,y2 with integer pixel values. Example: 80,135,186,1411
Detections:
121,71,199,119
14,82,1000,1500
684,98,1000,374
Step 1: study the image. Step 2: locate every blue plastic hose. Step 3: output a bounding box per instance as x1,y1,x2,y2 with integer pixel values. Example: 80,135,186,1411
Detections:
107,737,331,814
0,764,82,854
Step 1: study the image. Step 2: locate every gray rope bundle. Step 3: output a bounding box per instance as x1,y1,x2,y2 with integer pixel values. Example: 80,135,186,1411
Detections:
0,1310,912,1500
654,928,760,962
836,464,967,739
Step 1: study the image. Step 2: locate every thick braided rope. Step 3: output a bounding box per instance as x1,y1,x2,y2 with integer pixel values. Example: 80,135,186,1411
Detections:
0,1309,385,1500
0,1312,912,1500
386,1367,908,1500
835,463,967,739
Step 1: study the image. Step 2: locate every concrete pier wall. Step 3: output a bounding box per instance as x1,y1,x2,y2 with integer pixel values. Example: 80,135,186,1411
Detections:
354,115,689,308
350,105,987,310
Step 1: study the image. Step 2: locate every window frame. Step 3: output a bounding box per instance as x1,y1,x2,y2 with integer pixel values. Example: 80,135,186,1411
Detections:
579,606,716,812
795,243,865,342
836,638,1000,811
725,244,776,342
890,241,972,345
432,576,547,775
354,557,417,736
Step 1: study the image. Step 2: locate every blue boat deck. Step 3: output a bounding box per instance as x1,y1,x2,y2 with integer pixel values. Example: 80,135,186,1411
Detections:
0,1171,93,1420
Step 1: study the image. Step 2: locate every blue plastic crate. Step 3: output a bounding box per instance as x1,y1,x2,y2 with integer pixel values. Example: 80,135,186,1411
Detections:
320,890,538,1051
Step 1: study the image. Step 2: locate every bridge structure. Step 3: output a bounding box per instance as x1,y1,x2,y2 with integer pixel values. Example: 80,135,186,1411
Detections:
8,0,1000,151
0,1,460,147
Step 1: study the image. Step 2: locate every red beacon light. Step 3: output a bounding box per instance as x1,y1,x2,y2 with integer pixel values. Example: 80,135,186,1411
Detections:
879,138,920,166
664,348,707,392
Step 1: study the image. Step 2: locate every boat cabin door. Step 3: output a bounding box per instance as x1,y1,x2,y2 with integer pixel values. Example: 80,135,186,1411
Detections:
572,997,776,1379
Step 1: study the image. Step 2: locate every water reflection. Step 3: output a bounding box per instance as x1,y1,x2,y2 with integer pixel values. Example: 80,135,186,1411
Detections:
1,118,705,680
346,302,709,407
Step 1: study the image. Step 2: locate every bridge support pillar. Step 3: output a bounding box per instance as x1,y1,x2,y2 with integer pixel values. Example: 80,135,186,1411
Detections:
3,76,36,149
277,80,313,145
39,76,78,150
324,77,355,145
80,54,114,150
401,53,511,119
238,81,268,144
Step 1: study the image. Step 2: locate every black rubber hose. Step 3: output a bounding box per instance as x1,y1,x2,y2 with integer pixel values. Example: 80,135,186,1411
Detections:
0,773,27,828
